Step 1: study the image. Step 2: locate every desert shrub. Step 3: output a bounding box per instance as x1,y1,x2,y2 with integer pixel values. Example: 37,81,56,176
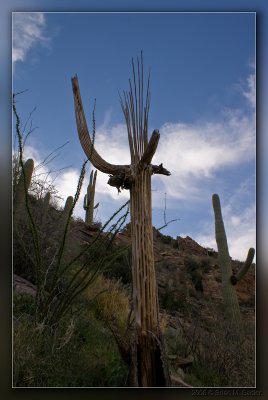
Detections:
13,195,66,282
13,308,128,387
172,240,179,249
159,285,188,313
187,335,254,387
13,292,35,317
83,274,130,333
160,234,173,245
185,309,255,387
190,270,203,292
185,257,203,292
71,316,128,387
156,258,177,273
120,222,131,234
186,364,223,387
164,325,185,355
160,288,179,312
184,257,199,274
13,314,78,387
200,257,211,273
163,293,255,387
103,246,132,285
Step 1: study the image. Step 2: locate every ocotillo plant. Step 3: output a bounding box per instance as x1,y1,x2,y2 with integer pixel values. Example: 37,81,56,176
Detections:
13,96,131,329
72,54,171,386
212,193,255,335
13,158,34,224
83,169,98,225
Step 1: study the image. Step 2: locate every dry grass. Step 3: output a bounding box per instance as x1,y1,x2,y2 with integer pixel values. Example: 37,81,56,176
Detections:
13,297,128,387
83,274,130,332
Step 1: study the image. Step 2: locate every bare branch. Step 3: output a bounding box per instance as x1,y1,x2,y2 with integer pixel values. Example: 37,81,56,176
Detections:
157,218,180,232
35,142,69,171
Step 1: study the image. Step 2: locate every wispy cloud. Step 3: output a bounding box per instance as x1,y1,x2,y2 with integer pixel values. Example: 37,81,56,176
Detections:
242,73,256,108
237,60,256,109
12,12,49,65
154,109,254,199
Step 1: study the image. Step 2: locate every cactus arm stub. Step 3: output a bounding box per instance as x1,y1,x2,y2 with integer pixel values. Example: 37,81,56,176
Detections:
231,247,255,285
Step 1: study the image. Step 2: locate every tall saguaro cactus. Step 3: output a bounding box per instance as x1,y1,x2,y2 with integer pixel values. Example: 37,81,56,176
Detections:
212,193,255,335
72,55,171,386
83,169,98,225
62,196,74,227
43,192,51,209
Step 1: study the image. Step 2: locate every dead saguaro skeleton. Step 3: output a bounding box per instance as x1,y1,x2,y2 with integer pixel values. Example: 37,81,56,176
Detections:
71,55,171,386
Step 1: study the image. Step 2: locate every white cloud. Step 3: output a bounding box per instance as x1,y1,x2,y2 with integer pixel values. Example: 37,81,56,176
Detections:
56,170,82,201
12,12,49,65
95,123,130,165
90,123,130,201
246,60,256,106
23,144,43,164
151,108,255,202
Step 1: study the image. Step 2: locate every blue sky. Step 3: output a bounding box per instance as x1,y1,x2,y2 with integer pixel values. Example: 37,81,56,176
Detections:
12,10,257,261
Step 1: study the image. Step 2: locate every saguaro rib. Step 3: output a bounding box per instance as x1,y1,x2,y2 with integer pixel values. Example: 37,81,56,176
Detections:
140,130,160,167
72,76,128,174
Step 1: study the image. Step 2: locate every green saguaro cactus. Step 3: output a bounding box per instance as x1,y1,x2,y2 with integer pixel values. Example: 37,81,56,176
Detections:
14,158,34,223
40,192,51,224
83,169,98,225
230,247,255,285
212,193,255,335
43,192,51,210
62,195,74,226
